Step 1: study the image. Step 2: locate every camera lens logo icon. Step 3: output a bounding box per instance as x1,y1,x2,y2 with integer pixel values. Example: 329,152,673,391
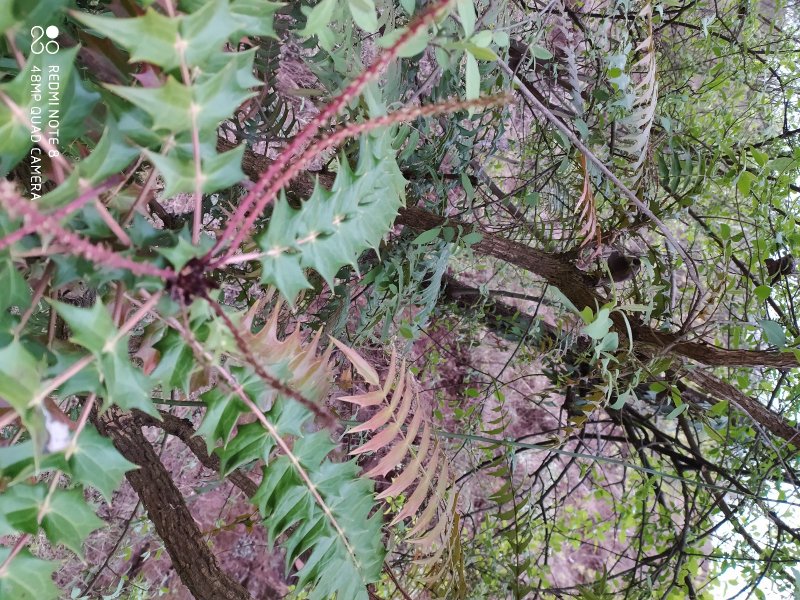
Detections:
31,26,60,55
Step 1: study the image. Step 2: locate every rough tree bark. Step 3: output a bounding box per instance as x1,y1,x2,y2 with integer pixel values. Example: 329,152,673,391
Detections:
396,206,800,446
94,408,255,600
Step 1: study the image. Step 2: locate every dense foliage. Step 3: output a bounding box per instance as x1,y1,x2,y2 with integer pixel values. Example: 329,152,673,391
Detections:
0,0,799,598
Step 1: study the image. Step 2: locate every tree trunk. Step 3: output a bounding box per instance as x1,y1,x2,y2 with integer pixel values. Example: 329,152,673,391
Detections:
95,408,255,600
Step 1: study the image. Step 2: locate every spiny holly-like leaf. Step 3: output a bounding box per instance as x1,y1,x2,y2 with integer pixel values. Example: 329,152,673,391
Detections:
0,339,42,411
52,300,157,416
258,131,406,302
75,9,182,71
0,548,58,600
41,487,105,557
193,51,261,130
251,430,384,600
107,77,192,132
239,298,336,405
99,348,158,417
68,426,137,503
0,483,41,536
0,441,63,486
145,145,246,197
76,0,281,71
51,299,115,354
0,483,104,557
195,386,248,454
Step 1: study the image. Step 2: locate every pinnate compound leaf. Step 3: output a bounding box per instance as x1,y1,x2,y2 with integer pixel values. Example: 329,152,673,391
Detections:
257,131,405,303
337,347,462,592
252,431,384,600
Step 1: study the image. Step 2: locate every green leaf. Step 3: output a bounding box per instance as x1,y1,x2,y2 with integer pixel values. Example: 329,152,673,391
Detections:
457,0,476,37
751,147,768,167
107,77,192,133
41,487,105,557
583,308,613,339
252,430,384,600
465,43,499,61
100,348,158,417
0,47,88,176
0,483,42,536
51,300,115,354
229,0,283,38
754,285,772,301
412,227,442,245
493,31,509,47
69,427,137,503
0,548,58,600
196,388,247,453
736,171,755,196
258,131,405,303
217,421,270,476
150,328,201,394
378,27,430,58
758,319,785,348
609,391,633,410
301,0,338,37
0,340,42,411
193,51,261,130
181,0,241,66
530,45,553,60
0,258,30,313
471,30,493,47
157,233,215,270
400,0,415,14
665,403,689,419
145,145,246,197
465,51,480,101
348,0,378,33
709,400,728,416
74,9,181,71
461,231,483,246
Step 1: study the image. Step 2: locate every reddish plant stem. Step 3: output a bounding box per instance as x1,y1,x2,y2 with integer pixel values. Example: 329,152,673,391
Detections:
210,0,455,257
0,175,123,252
211,94,507,268
0,181,175,281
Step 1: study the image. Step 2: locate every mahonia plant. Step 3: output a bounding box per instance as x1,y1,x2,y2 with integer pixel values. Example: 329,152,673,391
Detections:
0,0,505,598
